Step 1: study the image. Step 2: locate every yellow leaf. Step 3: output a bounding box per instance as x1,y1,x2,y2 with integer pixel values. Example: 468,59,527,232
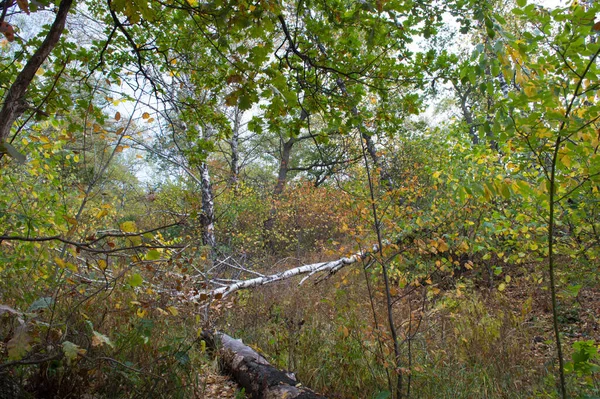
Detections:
498,283,506,292
142,112,150,119
54,257,66,268
560,153,571,168
524,84,536,97
338,326,349,338
120,221,136,232
156,307,168,316
137,308,147,318
98,259,107,270
167,306,179,316
115,112,121,121
96,209,108,219
115,145,124,153
432,171,441,179
437,239,449,253
505,275,512,283
65,262,78,272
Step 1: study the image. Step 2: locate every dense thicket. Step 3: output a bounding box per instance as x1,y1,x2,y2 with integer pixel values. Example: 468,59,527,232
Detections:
1,0,599,398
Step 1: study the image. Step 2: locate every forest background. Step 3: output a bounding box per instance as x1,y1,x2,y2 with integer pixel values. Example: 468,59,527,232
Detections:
0,0,599,398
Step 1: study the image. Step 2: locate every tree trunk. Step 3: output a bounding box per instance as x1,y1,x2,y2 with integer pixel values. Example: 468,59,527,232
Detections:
274,136,296,196
199,161,216,248
454,85,479,145
200,128,216,248
229,107,242,188
0,0,73,147
202,331,327,399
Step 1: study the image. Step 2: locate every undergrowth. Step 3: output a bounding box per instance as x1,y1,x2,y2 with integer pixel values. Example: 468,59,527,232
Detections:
222,258,600,399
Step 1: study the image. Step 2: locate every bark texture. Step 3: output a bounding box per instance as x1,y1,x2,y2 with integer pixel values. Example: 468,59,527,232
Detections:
0,0,73,145
202,331,327,399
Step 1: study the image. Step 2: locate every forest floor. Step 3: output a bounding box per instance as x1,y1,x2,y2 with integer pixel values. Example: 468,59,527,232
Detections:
196,370,244,399
207,256,600,399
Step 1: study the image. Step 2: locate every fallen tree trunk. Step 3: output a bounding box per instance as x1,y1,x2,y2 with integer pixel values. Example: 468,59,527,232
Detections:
202,331,326,399
192,245,379,301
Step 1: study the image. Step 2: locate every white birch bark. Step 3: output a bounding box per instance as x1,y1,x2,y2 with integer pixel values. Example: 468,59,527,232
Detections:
200,159,216,248
192,246,379,300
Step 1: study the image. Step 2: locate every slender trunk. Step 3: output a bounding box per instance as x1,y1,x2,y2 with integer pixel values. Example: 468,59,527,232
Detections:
200,127,216,249
229,108,242,188
263,136,295,251
549,136,566,399
361,135,403,398
0,0,74,145
454,84,479,145
274,137,295,196
200,161,215,248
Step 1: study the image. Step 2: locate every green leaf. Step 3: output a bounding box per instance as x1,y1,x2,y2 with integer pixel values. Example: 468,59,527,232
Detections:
375,391,391,399
62,341,86,363
565,284,582,297
7,325,31,360
238,94,254,111
28,297,54,312
174,351,190,365
129,273,143,287
92,331,114,348
146,249,161,261
120,221,137,233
